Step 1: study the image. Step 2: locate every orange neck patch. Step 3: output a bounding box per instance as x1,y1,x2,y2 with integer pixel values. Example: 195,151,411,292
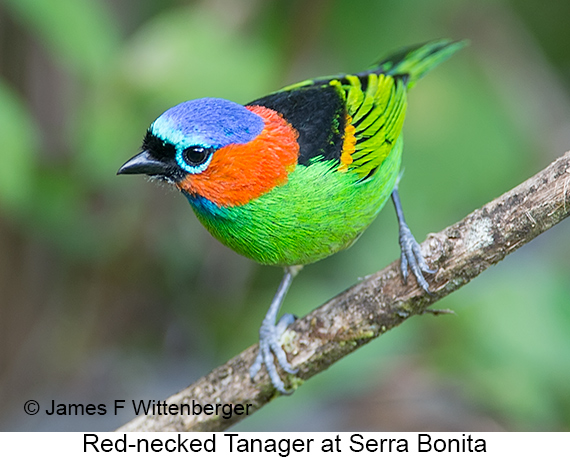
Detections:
176,105,299,207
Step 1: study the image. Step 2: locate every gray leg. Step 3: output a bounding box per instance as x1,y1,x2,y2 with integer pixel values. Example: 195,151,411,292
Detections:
250,266,301,394
392,186,436,293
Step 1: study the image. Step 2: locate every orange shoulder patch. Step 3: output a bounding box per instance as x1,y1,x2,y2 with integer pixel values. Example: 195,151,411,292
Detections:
338,114,357,172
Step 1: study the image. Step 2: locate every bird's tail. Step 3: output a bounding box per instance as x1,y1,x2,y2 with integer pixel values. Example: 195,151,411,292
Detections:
374,39,467,89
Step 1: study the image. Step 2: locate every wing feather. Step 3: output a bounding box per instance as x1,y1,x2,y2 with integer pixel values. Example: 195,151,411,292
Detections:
250,65,407,177
338,73,407,179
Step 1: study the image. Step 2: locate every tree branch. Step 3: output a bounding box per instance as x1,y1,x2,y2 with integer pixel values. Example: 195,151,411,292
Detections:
117,151,570,432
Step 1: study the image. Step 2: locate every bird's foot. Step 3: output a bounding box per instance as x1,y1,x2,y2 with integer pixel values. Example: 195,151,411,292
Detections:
398,221,437,293
250,313,298,395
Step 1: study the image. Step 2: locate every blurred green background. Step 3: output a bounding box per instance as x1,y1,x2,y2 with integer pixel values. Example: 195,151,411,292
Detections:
0,0,569,432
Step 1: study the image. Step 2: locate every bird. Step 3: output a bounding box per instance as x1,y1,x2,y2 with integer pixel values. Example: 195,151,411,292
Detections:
118,39,466,394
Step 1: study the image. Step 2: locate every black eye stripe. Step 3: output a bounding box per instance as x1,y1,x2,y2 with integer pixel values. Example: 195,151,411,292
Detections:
142,130,215,175
142,130,176,161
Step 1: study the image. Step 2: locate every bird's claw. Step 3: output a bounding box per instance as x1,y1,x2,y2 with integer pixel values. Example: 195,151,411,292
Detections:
250,313,298,395
398,222,437,293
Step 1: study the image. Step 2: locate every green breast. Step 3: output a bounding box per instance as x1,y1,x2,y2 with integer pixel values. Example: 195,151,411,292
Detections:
188,138,403,266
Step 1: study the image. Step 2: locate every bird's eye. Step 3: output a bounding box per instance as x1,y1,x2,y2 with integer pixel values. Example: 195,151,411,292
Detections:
183,146,209,166
176,146,214,174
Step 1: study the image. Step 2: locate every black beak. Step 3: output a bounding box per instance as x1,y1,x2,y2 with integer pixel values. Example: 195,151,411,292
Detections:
117,150,170,176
